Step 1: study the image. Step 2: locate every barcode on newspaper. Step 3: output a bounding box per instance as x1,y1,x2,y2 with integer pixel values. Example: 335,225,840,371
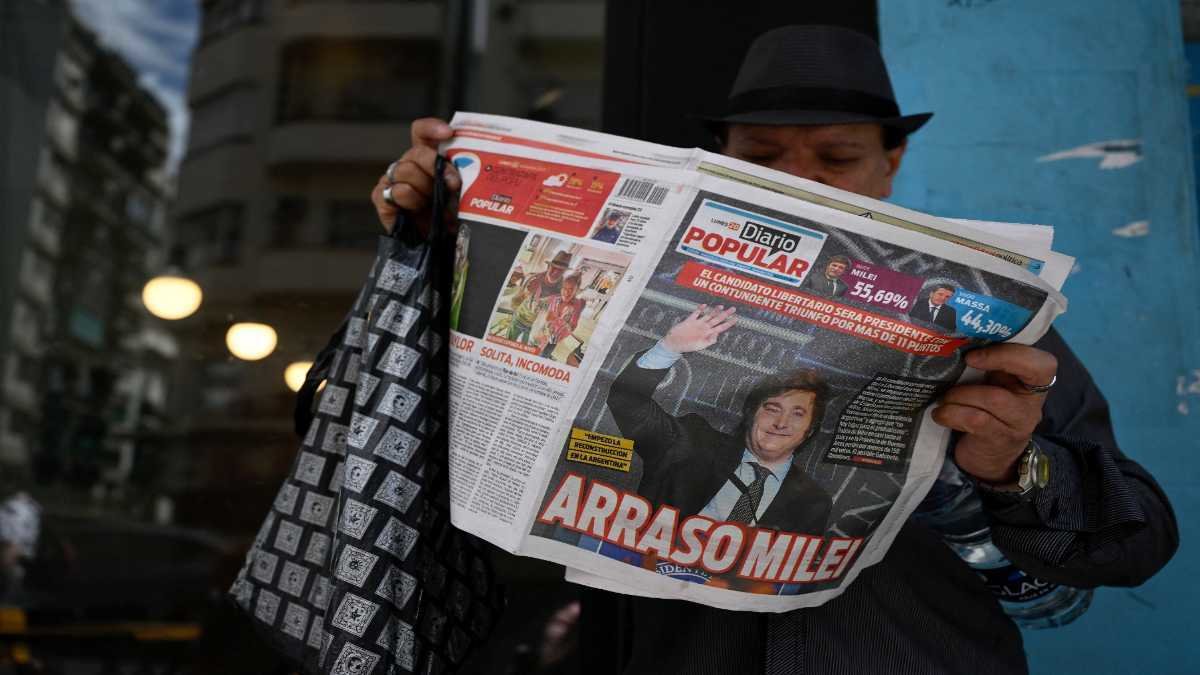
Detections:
617,178,669,206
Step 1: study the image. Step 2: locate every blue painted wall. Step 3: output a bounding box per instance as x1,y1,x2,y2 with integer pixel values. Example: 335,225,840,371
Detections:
1187,42,1200,228
881,1,1199,673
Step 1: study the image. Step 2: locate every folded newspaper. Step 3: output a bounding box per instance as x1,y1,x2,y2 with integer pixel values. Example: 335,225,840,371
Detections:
436,113,1072,612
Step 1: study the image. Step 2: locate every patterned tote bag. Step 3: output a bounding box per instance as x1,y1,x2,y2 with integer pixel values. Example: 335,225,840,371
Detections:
230,157,504,674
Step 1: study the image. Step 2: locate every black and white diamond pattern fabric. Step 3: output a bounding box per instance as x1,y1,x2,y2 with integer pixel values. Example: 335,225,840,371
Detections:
231,222,503,674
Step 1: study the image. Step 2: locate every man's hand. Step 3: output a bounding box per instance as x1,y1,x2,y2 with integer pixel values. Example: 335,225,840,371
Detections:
931,344,1058,484
371,117,462,235
661,305,737,354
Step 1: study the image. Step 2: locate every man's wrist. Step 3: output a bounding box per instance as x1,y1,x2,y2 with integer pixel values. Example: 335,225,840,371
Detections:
958,447,1023,485
969,463,1021,486
636,342,682,370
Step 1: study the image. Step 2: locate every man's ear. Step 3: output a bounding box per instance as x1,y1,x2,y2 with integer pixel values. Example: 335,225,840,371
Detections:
880,139,907,199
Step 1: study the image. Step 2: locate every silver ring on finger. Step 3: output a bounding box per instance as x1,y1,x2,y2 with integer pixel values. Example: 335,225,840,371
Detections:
1019,374,1056,394
385,160,399,184
382,184,398,207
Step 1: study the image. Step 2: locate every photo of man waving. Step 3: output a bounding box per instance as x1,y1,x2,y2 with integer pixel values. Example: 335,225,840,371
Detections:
605,304,831,534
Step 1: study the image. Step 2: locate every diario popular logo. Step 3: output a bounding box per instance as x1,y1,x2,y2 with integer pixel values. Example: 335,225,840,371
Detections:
740,220,800,256
676,199,827,287
467,193,514,215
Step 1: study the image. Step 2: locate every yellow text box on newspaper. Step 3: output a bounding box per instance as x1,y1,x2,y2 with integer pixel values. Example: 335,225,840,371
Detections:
566,428,634,472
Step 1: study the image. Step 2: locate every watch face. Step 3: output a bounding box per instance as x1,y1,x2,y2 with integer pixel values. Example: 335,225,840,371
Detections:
1031,451,1051,489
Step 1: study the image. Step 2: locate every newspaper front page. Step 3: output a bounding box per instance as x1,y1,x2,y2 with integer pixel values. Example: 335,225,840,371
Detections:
438,113,1072,611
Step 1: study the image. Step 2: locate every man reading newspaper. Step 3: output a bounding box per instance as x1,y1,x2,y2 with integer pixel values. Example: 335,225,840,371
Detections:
371,25,1176,675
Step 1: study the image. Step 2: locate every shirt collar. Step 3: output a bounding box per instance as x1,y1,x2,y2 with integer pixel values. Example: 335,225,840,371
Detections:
740,448,792,479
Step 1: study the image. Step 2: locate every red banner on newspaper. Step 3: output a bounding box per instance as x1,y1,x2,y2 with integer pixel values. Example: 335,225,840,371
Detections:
674,262,966,357
451,149,619,238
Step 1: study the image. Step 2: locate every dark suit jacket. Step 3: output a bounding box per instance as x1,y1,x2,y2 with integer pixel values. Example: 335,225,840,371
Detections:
908,299,958,332
606,354,831,535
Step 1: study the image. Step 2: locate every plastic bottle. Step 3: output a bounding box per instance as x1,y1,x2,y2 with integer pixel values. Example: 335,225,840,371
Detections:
914,457,1092,629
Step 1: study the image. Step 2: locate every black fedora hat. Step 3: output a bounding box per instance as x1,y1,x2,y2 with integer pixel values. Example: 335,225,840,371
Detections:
698,25,932,136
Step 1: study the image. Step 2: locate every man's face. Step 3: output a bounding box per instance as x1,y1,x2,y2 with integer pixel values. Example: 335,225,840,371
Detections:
545,265,565,282
825,261,848,279
747,389,817,464
722,123,905,199
930,288,953,306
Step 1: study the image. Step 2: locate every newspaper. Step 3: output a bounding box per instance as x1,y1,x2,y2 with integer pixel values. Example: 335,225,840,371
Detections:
438,112,1073,611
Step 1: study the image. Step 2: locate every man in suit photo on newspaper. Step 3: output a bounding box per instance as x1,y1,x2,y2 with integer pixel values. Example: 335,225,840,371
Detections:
908,283,958,332
802,255,852,298
604,304,832,535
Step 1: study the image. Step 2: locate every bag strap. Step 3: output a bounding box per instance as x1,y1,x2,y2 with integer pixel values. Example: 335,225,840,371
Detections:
395,154,449,249
293,320,347,436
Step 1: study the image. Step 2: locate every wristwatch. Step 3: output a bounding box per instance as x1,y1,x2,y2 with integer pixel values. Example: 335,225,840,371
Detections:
978,441,1051,499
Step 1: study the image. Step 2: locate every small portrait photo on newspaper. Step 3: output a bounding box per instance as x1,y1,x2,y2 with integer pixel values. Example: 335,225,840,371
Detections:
590,207,632,245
